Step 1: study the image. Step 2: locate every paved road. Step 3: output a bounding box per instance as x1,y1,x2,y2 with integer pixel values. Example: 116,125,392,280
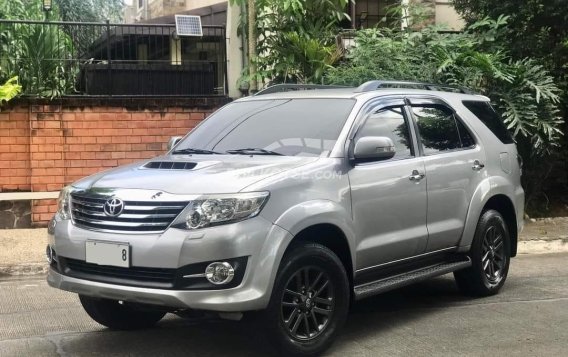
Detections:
1,253,567,357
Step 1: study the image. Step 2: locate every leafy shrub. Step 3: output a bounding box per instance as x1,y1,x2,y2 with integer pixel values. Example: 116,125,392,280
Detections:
232,0,350,85
0,0,77,97
0,76,22,105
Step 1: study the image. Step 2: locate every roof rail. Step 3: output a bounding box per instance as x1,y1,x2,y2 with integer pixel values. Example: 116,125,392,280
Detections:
254,84,350,96
354,80,474,94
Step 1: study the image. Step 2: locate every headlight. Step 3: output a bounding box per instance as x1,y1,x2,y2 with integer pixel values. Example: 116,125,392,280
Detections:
172,191,269,230
57,186,73,220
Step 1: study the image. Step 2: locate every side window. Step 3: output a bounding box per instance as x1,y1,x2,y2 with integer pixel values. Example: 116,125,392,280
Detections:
462,100,514,144
411,105,468,155
456,118,476,148
356,106,413,159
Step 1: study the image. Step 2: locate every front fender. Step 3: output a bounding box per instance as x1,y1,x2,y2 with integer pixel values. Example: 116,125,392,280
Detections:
262,200,357,274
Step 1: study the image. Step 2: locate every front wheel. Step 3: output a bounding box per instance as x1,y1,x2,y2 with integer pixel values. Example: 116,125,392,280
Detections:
454,209,511,296
262,243,350,356
79,295,166,330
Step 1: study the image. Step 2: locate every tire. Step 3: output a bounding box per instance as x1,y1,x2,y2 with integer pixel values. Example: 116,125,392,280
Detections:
454,209,511,297
79,295,166,330
262,243,350,357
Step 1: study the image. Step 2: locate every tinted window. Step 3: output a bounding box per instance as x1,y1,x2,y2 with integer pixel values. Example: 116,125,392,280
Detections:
462,101,514,144
180,100,277,149
456,118,476,148
356,106,413,159
412,105,462,155
176,99,355,157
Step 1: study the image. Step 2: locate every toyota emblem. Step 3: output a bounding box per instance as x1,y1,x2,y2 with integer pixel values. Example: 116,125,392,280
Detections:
103,197,124,217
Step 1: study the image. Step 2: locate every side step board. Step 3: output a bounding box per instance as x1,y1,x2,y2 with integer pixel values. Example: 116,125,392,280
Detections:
353,258,472,300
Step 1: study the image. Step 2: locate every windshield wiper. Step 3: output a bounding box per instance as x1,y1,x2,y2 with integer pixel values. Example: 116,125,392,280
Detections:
226,148,284,156
171,148,221,155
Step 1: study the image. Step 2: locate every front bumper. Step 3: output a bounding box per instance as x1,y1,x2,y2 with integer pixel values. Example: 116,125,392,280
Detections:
47,215,293,312
48,267,265,311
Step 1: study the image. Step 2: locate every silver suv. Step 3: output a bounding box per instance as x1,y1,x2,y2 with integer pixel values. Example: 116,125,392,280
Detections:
47,81,524,356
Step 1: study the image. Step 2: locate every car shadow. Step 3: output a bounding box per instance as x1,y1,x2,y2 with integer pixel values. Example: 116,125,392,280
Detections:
61,276,475,356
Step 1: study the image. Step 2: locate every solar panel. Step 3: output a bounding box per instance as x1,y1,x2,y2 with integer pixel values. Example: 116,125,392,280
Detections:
175,15,203,37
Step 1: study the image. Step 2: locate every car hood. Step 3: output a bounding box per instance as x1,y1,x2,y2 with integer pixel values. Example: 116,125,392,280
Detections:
72,155,318,194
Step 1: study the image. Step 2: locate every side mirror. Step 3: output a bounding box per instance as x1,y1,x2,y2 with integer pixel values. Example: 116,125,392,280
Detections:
167,136,182,151
353,136,396,162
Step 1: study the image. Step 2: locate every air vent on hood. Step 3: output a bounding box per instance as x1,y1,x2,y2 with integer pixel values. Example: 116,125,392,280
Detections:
143,161,197,170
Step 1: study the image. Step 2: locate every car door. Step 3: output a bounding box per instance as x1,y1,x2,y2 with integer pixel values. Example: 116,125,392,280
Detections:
348,98,428,269
407,96,486,252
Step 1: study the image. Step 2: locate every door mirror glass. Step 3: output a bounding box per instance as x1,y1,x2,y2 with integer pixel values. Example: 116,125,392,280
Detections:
353,136,396,161
167,136,183,151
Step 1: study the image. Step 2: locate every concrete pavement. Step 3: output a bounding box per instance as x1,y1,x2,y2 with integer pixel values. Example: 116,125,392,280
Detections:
0,253,567,356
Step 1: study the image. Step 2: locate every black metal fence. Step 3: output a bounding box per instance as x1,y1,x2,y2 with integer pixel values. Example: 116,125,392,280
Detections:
0,19,227,97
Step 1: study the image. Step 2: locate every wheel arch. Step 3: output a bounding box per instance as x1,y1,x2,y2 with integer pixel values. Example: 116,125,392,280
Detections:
460,179,519,258
482,194,518,257
284,223,354,290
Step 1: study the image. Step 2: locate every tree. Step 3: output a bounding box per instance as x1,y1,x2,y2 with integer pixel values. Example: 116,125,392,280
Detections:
452,0,567,64
55,0,124,23
247,0,257,92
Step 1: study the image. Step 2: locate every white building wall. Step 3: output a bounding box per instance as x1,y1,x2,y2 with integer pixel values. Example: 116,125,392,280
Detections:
435,0,466,30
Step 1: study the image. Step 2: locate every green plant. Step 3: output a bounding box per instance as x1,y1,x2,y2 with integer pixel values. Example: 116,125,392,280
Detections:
0,0,76,97
0,76,22,105
56,0,124,23
230,0,351,87
384,0,434,29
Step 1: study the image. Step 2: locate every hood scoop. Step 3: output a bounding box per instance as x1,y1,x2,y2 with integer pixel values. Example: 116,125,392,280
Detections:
143,161,198,170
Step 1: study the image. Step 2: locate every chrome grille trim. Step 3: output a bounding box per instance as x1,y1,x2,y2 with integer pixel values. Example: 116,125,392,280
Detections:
70,191,189,234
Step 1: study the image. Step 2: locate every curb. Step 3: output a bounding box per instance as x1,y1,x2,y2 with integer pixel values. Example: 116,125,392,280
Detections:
517,239,568,255
0,263,48,277
0,240,567,277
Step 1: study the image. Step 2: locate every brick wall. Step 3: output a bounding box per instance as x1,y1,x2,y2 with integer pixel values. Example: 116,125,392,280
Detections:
0,106,30,192
0,97,228,226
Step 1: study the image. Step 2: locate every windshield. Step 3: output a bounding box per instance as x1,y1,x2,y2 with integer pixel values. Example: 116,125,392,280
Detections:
175,98,356,157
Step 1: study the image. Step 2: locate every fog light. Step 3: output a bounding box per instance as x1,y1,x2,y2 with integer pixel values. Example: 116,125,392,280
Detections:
205,262,235,285
46,245,53,264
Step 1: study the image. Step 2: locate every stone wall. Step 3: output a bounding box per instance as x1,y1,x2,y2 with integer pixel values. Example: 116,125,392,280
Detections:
0,200,31,229
0,97,229,227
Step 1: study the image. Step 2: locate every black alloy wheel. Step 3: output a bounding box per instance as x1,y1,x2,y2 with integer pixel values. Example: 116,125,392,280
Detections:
281,266,335,341
454,209,511,296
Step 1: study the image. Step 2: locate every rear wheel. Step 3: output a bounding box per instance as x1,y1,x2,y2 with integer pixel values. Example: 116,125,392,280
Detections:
79,295,166,330
454,209,511,296
263,243,350,356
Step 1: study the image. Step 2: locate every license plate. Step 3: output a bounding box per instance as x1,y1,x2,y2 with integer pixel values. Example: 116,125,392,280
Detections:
85,241,130,268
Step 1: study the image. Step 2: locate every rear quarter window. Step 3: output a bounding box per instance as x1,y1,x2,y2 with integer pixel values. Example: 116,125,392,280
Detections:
462,101,514,144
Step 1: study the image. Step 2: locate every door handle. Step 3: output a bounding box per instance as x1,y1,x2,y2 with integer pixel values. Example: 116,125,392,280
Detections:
472,160,485,171
409,170,425,182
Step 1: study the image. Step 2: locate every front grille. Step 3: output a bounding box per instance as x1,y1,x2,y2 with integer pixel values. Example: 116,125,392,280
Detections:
70,193,188,233
62,257,176,289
